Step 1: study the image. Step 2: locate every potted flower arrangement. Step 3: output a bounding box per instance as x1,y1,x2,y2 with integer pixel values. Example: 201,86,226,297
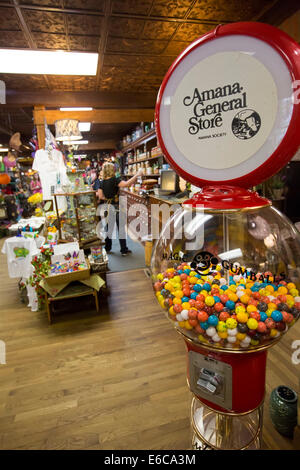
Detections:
270,172,286,199
27,191,45,217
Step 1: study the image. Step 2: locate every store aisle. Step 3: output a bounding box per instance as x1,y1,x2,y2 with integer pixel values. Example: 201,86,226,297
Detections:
106,235,146,273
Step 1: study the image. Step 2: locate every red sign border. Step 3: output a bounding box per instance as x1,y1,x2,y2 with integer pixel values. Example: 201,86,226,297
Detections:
155,22,300,188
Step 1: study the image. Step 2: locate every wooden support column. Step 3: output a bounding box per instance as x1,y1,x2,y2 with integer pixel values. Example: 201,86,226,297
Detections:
33,105,46,150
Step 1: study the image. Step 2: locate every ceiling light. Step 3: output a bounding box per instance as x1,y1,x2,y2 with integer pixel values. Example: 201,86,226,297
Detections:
63,140,89,145
0,148,9,152
78,122,91,132
55,119,82,142
60,107,93,111
0,50,98,75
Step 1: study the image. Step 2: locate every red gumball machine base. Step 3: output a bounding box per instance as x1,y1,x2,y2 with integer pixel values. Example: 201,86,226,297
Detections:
185,340,267,414
184,339,267,449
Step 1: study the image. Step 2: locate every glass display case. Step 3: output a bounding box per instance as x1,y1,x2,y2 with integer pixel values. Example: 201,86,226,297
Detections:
54,191,100,247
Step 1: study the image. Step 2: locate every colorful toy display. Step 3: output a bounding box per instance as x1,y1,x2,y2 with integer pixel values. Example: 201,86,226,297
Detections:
50,261,87,275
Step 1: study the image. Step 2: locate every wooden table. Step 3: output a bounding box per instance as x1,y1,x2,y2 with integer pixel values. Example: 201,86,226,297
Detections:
44,282,99,324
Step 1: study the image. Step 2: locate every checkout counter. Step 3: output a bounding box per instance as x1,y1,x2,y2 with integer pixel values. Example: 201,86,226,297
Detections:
120,170,191,264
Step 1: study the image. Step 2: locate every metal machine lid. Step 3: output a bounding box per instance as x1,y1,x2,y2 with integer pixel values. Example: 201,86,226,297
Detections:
155,22,300,189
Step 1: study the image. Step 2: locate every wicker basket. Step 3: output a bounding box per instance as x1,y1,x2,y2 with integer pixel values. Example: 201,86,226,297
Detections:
88,254,108,273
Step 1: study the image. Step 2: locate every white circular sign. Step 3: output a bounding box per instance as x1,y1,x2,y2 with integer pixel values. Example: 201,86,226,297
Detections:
170,51,278,170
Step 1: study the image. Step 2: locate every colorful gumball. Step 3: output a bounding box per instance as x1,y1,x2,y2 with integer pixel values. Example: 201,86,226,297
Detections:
173,304,182,313
226,318,237,329
257,322,267,333
207,315,219,326
196,294,205,302
265,318,275,330
188,309,198,320
205,295,215,306
247,318,258,330
219,311,230,322
214,302,224,312
271,310,283,322
198,311,208,323
220,294,229,304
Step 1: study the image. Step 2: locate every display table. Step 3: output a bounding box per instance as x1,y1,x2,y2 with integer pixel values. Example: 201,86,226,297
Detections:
44,282,99,324
40,272,105,324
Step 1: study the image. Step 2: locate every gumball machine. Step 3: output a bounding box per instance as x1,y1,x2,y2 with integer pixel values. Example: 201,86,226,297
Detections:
152,22,300,450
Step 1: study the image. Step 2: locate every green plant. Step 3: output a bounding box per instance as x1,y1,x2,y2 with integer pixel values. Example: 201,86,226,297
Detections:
270,172,286,189
27,246,53,309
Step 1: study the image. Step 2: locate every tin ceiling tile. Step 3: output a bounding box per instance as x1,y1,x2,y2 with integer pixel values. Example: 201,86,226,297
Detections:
67,14,103,36
23,10,65,34
106,36,168,54
68,34,100,52
0,7,22,31
143,20,178,39
0,31,28,48
188,0,274,22
173,22,213,40
64,0,105,10
111,0,153,15
32,32,68,49
108,18,145,39
150,0,195,18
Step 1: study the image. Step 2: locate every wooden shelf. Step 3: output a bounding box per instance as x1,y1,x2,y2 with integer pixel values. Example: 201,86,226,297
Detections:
121,128,156,152
123,174,160,178
126,154,164,165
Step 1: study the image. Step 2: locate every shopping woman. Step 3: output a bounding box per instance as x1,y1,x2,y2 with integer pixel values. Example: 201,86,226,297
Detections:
96,162,143,256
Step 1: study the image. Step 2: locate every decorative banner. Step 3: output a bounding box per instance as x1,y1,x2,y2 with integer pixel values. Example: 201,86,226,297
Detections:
156,22,300,188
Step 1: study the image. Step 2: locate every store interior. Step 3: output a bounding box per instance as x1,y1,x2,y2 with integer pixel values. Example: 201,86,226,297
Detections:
0,0,300,451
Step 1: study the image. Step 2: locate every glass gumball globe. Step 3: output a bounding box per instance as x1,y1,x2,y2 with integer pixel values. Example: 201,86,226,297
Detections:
151,201,300,351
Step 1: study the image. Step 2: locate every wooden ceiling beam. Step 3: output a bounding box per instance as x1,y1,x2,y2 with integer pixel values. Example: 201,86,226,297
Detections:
4,90,157,108
74,140,116,150
33,108,155,126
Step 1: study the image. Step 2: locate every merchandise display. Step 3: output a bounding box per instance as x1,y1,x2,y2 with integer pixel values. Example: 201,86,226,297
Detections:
32,148,70,202
49,248,88,276
50,260,87,275
9,216,45,235
54,191,100,246
1,236,39,279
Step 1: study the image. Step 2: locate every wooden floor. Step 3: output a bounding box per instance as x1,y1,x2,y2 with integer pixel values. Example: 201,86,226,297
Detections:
0,239,299,450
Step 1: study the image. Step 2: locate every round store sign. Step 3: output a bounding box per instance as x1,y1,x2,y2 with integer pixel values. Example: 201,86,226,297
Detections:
156,22,300,188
